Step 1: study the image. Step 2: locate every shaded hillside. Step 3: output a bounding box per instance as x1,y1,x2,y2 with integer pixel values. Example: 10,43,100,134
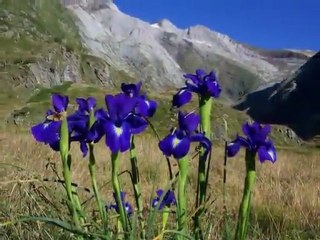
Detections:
235,52,320,140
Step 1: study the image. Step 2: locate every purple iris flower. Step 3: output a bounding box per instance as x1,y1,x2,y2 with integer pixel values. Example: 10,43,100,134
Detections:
108,191,133,216
159,111,211,159
89,93,148,153
227,122,277,163
151,189,176,210
68,97,98,157
173,69,221,108
31,94,69,151
121,82,157,118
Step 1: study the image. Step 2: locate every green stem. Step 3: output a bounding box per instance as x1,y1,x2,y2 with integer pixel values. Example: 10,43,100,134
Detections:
159,207,170,240
177,157,189,236
111,151,128,234
129,136,145,239
89,144,107,229
194,95,212,239
87,110,107,230
234,149,256,240
198,95,212,204
59,116,81,229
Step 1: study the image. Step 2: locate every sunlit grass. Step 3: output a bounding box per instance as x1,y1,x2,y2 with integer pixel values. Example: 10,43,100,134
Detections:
0,130,319,239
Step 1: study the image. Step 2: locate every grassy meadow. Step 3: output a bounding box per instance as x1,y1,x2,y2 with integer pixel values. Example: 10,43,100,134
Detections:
0,128,319,239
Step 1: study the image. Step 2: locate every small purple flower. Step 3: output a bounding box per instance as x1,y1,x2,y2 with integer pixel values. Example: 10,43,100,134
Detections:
227,122,277,163
108,191,133,216
68,97,97,157
173,69,221,108
151,189,176,210
76,97,96,114
31,94,69,151
121,82,157,118
159,111,211,159
89,93,148,153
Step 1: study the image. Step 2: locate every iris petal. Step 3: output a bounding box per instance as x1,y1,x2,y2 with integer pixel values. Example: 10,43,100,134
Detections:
172,137,190,159
31,121,61,144
172,89,192,108
52,94,68,113
178,111,200,134
206,80,221,98
105,121,131,153
80,141,88,157
159,134,175,157
190,133,212,156
125,114,148,134
227,141,241,157
257,141,277,163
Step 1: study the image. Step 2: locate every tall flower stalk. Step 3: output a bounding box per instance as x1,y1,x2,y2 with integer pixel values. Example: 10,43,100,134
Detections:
177,156,189,236
172,69,221,237
31,94,84,229
227,122,277,240
159,111,211,236
78,97,108,230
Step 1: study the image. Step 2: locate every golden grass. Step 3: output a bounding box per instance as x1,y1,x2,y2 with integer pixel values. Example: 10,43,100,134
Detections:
0,131,319,239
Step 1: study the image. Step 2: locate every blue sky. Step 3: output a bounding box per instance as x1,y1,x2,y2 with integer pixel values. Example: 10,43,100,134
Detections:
115,0,319,51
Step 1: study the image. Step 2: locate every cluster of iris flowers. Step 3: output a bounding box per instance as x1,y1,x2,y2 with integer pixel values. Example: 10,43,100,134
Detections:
30,69,277,239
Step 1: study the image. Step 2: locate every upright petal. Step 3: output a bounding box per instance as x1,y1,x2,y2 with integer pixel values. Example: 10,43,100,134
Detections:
172,89,192,108
52,94,68,113
121,82,142,97
206,80,221,98
76,97,96,113
178,111,200,134
105,94,136,122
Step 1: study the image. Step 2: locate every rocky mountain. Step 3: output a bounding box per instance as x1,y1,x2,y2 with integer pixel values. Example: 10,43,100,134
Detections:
66,0,311,101
234,52,320,140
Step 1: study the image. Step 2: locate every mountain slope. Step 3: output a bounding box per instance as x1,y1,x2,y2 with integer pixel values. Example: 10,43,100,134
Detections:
234,51,320,140
67,1,311,101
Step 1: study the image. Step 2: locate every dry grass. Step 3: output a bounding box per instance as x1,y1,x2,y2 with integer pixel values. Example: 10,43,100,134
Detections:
0,131,319,239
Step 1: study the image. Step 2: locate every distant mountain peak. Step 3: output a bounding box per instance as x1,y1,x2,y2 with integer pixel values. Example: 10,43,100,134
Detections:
151,19,179,32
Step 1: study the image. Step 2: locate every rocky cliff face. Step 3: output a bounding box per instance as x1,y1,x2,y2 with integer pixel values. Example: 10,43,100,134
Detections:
67,1,311,101
234,52,320,140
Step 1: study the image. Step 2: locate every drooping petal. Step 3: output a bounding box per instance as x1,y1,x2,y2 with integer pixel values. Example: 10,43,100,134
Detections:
145,98,157,117
190,133,212,156
171,135,190,159
80,141,88,157
87,121,105,143
257,140,277,163
172,89,192,108
49,140,60,151
105,120,131,153
178,111,200,134
31,121,61,144
52,94,68,113
159,134,175,157
226,141,241,157
95,108,108,121
125,114,148,134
